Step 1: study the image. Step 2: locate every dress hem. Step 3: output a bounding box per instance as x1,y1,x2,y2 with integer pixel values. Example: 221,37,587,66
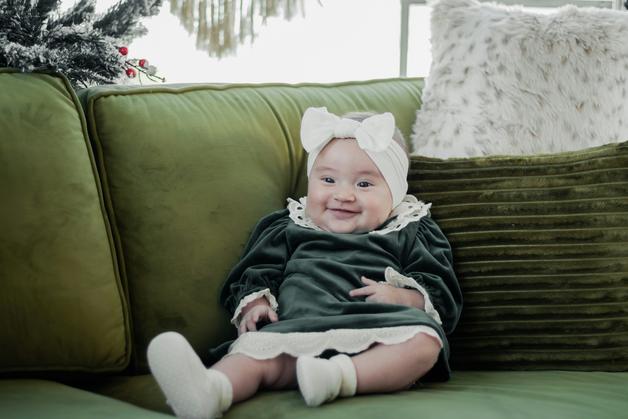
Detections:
225,325,442,360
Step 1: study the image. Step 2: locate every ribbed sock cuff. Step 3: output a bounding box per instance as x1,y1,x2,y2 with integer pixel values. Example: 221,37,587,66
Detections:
208,369,233,414
330,354,357,397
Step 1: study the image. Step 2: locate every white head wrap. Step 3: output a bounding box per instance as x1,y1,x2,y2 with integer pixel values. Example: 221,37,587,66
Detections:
300,107,409,208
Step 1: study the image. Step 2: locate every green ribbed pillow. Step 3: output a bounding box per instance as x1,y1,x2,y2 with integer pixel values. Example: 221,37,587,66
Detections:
409,141,628,371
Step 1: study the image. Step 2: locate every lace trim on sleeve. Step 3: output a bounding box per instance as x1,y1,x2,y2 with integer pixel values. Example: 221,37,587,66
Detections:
230,288,279,327
383,267,442,325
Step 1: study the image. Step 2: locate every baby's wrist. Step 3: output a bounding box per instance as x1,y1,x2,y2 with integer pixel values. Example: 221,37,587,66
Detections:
241,296,271,315
400,287,425,310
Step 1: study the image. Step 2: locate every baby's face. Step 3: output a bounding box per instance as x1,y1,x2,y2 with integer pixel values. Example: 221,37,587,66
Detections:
306,138,393,234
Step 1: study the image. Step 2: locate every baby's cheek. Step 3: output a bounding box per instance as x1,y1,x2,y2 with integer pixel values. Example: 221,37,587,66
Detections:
304,205,320,222
374,212,391,229
304,200,317,215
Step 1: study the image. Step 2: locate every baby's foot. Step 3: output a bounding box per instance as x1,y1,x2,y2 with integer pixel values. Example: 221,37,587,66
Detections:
296,354,356,407
147,332,232,419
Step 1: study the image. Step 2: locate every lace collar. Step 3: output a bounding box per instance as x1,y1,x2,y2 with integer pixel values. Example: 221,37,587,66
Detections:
286,194,431,236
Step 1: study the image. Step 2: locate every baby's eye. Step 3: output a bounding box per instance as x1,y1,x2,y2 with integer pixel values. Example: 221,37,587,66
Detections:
357,181,372,188
322,177,335,184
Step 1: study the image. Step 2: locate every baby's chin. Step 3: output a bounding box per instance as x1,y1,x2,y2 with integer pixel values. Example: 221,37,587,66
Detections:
319,219,373,234
325,226,359,234
308,210,384,234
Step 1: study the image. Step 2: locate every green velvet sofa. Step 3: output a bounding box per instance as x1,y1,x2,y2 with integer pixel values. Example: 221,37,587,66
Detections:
1,69,627,418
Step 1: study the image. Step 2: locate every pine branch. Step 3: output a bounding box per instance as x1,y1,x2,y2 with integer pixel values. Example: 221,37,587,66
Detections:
35,0,59,19
29,0,59,37
94,0,161,42
0,0,164,88
1,0,39,45
50,0,95,28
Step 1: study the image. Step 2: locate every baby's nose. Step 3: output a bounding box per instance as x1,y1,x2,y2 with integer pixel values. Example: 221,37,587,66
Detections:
334,186,356,202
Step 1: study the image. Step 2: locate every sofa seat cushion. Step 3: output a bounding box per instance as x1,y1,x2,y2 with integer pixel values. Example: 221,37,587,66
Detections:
230,371,628,419
81,371,628,418
0,379,169,418
0,70,129,373
76,374,169,415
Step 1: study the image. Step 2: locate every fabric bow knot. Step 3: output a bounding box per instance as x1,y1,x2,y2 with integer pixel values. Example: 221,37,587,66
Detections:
300,107,395,153
299,106,409,208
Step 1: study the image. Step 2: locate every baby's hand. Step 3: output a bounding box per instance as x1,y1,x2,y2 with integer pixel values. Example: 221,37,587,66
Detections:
349,276,424,309
238,298,279,336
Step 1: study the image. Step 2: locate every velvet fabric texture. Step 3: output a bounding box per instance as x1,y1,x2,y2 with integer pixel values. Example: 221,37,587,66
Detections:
0,380,170,418
0,71,129,373
409,141,628,371
212,209,462,380
219,371,628,419
79,78,424,371
73,371,628,419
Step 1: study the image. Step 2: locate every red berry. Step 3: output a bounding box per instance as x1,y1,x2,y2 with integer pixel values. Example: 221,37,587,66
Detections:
138,59,149,68
126,68,136,78
118,46,128,56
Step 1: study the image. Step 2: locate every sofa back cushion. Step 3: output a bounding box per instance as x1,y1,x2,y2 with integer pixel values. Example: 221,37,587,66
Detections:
409,141,628,371
0,71,130,373
80,78,422,370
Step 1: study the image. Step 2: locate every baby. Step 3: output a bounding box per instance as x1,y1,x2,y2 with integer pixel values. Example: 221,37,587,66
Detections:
147,107,463,419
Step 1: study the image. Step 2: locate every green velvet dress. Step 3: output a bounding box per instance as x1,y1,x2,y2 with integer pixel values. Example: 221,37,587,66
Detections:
211,196,462,380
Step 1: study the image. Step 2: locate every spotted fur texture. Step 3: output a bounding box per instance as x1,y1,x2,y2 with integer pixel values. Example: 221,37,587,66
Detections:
411,0,628,157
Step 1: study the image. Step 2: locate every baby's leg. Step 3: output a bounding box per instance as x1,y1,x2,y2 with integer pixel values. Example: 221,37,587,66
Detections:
352,333,441,393
295,333,440,407
212,352,297,402
148,332,296,419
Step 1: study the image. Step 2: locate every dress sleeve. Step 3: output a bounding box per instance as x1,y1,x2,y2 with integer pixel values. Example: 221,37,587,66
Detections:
219,210,291,323
401,216,463,334
382,267,442,325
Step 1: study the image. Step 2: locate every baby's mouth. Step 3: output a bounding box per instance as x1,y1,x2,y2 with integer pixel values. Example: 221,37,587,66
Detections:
328,208,360,219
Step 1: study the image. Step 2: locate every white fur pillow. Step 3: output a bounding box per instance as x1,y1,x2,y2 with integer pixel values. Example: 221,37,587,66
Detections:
412,0,628,157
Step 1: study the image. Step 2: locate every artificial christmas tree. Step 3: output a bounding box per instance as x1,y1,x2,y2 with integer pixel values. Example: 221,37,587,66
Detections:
0,0,164,88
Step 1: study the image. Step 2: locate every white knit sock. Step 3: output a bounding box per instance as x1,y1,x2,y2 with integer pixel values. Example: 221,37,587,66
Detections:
330,354,357,398
147,332,233,419
296,354,357,407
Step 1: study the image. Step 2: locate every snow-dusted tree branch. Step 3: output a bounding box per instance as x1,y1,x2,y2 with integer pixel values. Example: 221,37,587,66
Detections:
0,0,162,88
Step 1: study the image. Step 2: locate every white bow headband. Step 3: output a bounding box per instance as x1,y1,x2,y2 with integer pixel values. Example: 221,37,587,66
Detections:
300,107,409,207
